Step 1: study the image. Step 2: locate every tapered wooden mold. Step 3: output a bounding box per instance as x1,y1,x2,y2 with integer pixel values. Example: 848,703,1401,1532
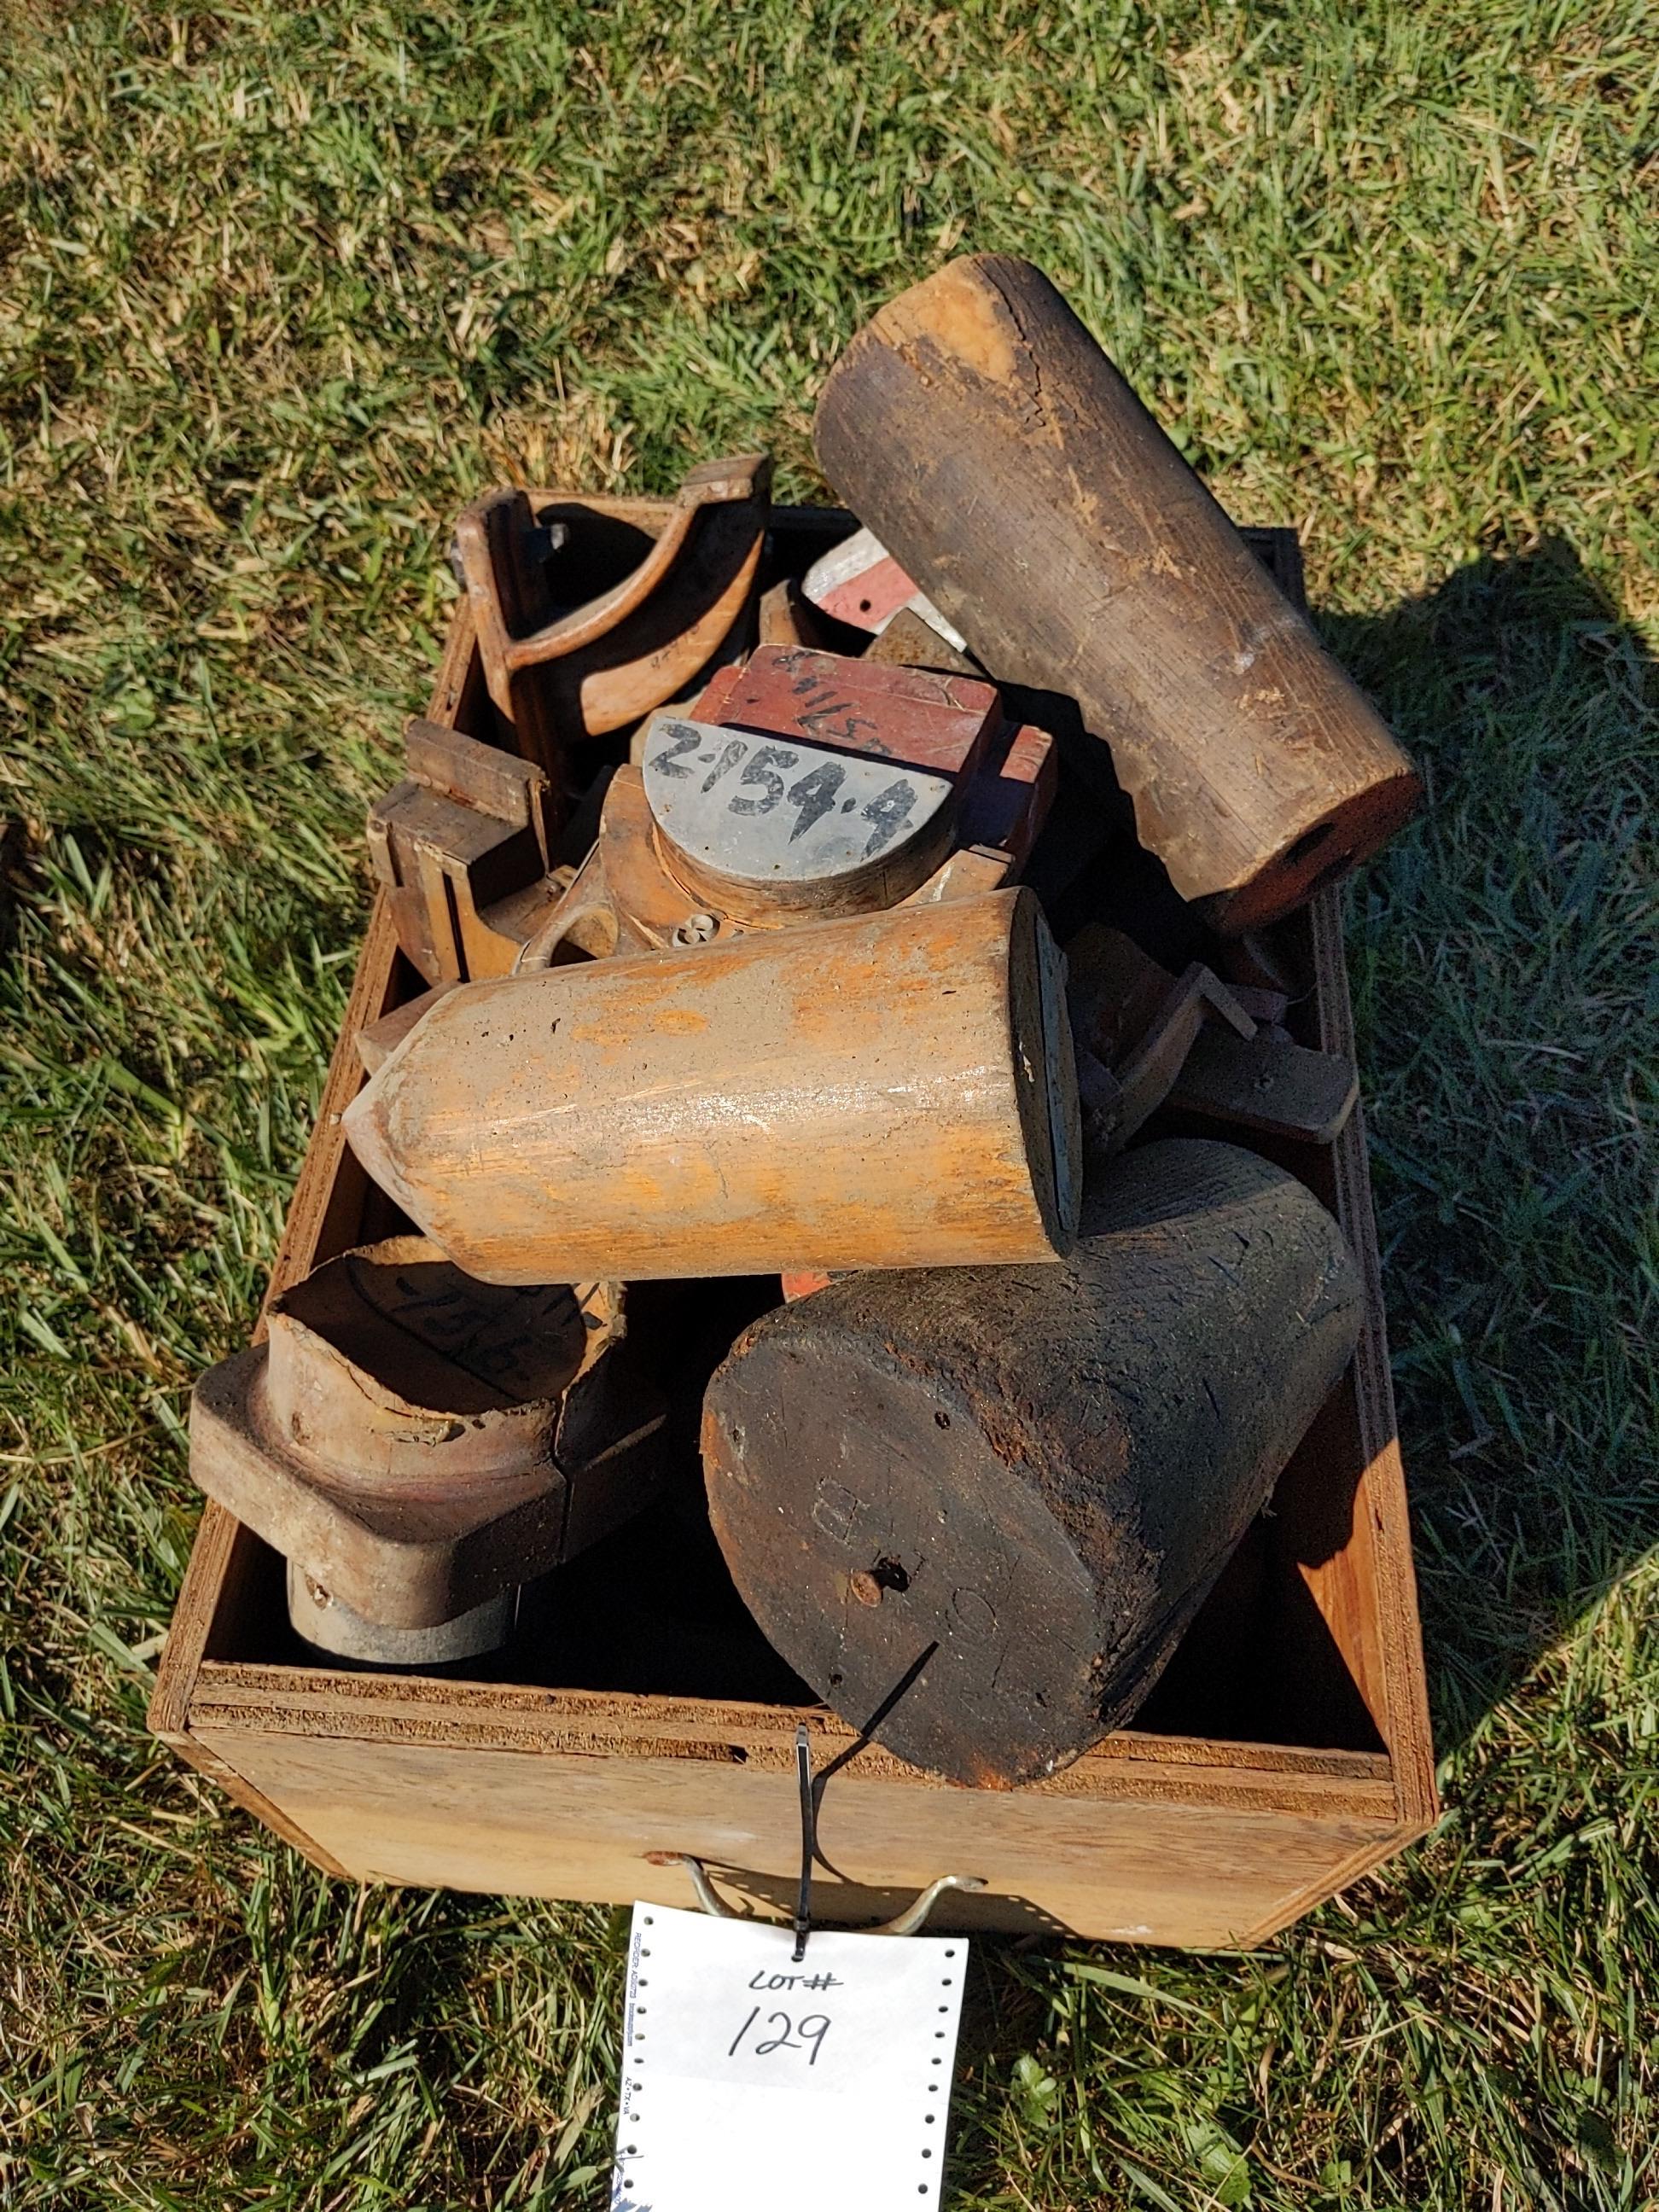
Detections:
701,1140,1364,1788
341,888,1081,1284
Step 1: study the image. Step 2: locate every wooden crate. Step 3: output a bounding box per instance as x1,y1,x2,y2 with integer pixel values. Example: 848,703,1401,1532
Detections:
149,503,1436,1947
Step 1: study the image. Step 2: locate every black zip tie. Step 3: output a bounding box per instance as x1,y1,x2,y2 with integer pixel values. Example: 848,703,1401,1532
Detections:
792,1722,814,1961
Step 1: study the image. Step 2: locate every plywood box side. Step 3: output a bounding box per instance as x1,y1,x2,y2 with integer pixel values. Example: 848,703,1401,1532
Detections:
1305,886,1437,1834
190,1724,1400,1947
1233,1806,1440,1949
186,1656,1394,1813
149,614,479,1749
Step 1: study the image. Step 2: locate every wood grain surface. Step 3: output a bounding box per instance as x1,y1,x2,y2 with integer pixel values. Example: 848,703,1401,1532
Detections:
341,887,1083,1282
814,256,1421,931
185,1720,1397,1945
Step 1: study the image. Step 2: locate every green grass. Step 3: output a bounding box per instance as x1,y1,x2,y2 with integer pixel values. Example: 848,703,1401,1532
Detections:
1,1,1656,2203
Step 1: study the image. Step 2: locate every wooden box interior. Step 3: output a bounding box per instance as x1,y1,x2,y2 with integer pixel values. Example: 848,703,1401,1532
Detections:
151,501,1435,1945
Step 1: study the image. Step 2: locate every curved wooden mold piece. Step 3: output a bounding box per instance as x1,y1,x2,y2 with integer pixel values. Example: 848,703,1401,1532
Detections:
453,454,771,764
188,1238,665,1632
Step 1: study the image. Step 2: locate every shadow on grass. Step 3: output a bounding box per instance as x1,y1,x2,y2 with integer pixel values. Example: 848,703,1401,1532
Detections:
930,535,1656,2203
1318,534,1657,1764
1014,530,1656,1778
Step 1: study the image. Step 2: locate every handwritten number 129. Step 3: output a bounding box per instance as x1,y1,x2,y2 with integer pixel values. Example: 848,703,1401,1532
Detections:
727,2005,831,2066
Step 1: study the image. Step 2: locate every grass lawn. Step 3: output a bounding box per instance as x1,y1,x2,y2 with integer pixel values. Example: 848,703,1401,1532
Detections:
2,2,1655,2204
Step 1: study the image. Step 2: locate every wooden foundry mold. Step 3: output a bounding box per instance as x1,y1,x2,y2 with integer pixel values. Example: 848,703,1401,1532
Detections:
799,522,966,653
815,255,1422,931
366,719,561,986
367,642,1058,989
516,643,1057,966
453,451,771,788
1066,923,1359,1167
189,1237,667,1664
341,888,1082,1286
703,1139,1364,1787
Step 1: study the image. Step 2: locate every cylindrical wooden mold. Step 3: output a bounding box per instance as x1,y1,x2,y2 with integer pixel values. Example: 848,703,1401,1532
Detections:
701,1139,1362,1786
342,887,1080,1284
814,255,1421,932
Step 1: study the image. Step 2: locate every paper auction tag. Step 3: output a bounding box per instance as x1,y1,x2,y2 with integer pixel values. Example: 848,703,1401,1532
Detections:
611,1902,969,2212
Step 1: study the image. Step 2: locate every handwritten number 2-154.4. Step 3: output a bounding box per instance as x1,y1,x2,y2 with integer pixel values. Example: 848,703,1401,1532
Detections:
649,725,917,860
727,2006,831,2066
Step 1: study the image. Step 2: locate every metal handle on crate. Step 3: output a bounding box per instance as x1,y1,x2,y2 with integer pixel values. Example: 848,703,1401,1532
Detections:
662,1854,986,1937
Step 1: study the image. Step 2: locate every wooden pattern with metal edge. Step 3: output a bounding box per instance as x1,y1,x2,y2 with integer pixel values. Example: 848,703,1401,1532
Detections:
149,504,1437,1946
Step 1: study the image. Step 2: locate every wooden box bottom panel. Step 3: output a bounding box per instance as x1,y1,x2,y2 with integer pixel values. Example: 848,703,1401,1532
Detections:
183,1720,1403,1947
150,502,1437,1950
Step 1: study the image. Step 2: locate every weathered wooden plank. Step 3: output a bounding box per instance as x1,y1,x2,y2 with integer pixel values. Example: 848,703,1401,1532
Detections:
1169,1026,1359,1144
189,1724,1399,1945
189,1659,1394,1793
